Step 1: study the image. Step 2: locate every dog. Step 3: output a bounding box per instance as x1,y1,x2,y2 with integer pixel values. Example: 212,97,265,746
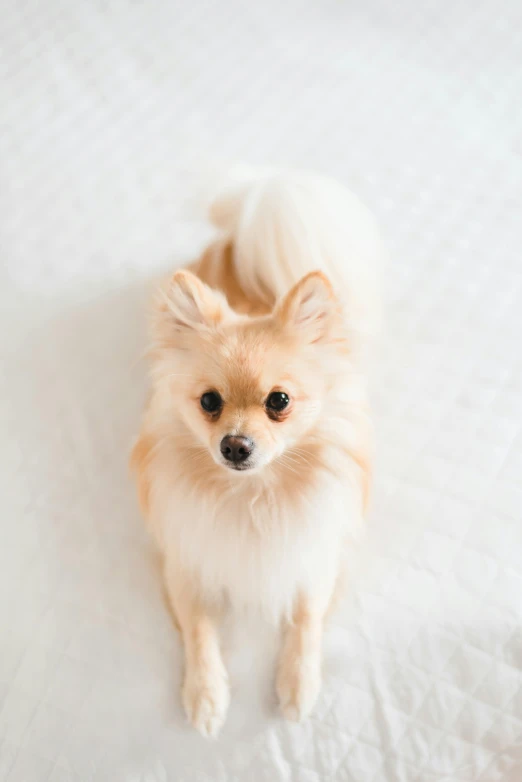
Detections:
131,167,381,737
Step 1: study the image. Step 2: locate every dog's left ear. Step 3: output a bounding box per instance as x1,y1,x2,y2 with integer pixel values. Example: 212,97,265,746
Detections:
275,271,339,343
162,270,231,331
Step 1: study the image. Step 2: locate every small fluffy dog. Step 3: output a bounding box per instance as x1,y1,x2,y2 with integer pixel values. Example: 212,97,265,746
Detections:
131,168,381,737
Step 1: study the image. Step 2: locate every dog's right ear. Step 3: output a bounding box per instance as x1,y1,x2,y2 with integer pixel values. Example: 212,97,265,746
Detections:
161,270,231,331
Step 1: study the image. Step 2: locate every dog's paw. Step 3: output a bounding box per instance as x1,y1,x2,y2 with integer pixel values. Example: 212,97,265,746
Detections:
182,667,230,738
277,656,321,722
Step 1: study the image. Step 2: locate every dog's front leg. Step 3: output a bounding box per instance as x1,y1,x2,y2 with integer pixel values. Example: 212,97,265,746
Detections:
164,561,229,738
277,592,326,722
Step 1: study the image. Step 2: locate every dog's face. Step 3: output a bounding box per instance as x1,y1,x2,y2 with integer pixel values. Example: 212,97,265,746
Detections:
154,270,345,474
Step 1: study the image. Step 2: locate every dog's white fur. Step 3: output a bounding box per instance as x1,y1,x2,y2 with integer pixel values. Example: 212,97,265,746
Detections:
132,168,381,736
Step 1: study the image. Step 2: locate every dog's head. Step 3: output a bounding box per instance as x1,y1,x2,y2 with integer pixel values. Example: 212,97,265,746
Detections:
152,269,347,475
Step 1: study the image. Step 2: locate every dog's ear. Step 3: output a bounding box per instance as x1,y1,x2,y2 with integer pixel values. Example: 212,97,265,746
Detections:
162,270,231,331
275,271,339,343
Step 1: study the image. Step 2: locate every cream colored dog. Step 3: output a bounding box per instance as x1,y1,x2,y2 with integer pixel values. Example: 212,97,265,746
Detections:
132,168,381,736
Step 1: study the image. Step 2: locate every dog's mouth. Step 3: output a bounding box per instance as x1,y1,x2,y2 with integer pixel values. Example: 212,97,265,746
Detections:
216,452,267,473
220,459,256,472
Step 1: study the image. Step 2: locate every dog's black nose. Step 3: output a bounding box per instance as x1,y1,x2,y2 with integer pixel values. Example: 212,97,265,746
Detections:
220,435,254,463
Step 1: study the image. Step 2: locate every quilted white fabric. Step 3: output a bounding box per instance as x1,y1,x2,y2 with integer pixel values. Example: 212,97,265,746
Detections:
1,1,521,780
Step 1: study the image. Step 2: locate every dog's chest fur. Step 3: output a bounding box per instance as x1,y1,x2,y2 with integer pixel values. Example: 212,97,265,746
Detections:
156,465,360,618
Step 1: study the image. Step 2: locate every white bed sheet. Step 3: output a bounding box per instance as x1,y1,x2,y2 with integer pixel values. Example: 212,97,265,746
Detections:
1,1,521,780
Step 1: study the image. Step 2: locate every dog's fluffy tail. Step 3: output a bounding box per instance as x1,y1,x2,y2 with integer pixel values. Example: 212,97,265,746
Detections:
208,166,383,342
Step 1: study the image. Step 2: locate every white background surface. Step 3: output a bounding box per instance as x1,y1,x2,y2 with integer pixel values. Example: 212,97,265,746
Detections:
1,2,522,780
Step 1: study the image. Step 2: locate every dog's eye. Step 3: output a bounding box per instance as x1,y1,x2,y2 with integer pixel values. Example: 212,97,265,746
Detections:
266,391,290,413
200,391,222,413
